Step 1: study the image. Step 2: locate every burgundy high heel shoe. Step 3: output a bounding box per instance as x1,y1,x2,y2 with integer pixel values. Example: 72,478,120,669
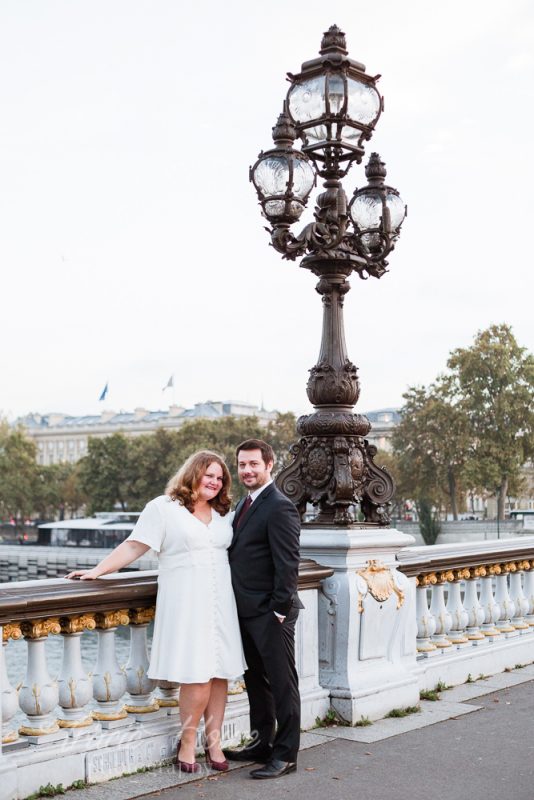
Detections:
177,740,200,773
204,745,229,772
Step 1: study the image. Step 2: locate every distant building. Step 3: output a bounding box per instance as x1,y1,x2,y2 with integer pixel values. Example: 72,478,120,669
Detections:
18,401,276,465
363,408,401,452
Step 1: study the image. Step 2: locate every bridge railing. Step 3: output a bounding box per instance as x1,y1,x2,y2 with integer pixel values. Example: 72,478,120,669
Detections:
0,560,332,797
397,536,534,688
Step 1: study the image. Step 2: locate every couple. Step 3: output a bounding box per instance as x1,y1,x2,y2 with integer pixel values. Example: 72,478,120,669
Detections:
66,439,302,780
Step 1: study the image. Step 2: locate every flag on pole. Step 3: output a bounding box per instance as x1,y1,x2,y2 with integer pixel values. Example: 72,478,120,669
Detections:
162,375,174,391
98,382,109,402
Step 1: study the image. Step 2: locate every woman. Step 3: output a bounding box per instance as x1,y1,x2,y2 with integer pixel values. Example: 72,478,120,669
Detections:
66,450,246,773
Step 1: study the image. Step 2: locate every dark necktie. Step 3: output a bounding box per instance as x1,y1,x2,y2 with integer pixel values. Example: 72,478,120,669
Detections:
236,495,252,528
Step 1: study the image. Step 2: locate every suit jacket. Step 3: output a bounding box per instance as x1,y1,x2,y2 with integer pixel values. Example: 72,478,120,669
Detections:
228,482,302,618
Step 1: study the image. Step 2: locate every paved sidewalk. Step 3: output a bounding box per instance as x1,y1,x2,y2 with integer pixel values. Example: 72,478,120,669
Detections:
66,666,534,800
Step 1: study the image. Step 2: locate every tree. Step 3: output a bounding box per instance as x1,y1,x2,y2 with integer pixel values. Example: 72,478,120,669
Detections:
266,412,298,474
35,463,87,520
0,421,40,526
78,433,131,513
392,381,470,520
447,324,534,520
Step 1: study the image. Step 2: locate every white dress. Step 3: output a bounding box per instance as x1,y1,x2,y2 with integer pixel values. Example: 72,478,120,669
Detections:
127,495,246,684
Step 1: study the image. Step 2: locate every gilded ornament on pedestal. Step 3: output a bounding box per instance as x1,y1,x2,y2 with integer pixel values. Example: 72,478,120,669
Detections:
19,721,60,736
91,708,128,721
58,714,94,729
356,560,404,609
124,701,160,714
228,680,245,695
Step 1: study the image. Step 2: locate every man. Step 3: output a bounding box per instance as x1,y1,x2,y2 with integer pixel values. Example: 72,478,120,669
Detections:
223,438,302,779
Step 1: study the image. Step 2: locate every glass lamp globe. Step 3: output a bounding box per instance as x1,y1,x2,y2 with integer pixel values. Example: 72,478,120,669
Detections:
286,25,382,164
349,153,406,255
250,113,315,223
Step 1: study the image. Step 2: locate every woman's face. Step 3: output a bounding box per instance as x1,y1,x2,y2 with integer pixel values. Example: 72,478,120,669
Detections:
196,461,224,503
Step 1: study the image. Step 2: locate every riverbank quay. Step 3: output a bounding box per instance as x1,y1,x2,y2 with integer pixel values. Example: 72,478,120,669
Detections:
0,546,157,582
60,668,534,800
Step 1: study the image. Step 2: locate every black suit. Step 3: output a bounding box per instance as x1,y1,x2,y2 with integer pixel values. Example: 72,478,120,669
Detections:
228,482,302,762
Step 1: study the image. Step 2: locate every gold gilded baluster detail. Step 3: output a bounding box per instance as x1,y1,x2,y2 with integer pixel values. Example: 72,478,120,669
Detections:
59,614,96,634
129,607,155,626
3,623,22,641
20,618,61,639
94,610,130,629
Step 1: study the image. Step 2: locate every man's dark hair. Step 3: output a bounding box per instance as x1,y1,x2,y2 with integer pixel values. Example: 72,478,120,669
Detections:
236,439,275,466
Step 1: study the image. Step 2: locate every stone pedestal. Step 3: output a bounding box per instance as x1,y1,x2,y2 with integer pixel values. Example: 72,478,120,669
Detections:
300,527,419,723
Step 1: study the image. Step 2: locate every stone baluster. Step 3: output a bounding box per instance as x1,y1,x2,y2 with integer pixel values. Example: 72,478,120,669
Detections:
1,625,23,744
480,566,501,636
0,625,17,800
446,570,469,645
124,608,163,720
415,575,437,653
18,618,68,744
464,568,486,642
430,572,453,649
510,562,530,630
523,560,534,626
57,615,99,737
92,611,132,729
156,680,180,715
494,564,516,635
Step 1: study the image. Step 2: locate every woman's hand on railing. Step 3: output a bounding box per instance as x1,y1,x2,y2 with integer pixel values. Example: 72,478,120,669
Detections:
65,567,102,580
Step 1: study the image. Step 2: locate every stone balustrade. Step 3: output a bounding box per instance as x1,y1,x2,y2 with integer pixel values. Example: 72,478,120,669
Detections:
0,561,332,799
397,537,534,689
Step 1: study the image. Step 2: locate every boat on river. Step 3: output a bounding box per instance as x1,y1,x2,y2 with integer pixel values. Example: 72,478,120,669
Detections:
36,511,140,548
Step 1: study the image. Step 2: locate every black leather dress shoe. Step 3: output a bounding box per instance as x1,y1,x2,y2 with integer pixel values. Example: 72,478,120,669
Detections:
222,746,272,763
250,759,297,779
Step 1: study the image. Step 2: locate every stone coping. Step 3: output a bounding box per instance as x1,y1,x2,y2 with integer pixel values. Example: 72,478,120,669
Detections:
0,560,333,625
397,536,534,577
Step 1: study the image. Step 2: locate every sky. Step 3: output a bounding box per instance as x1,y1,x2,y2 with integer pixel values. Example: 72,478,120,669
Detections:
1,0,533,421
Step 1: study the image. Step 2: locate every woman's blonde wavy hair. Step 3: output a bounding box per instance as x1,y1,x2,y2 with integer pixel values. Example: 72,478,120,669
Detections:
165,450,232,515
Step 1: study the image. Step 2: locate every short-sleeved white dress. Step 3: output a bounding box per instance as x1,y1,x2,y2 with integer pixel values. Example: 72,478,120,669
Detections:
127,495,246,684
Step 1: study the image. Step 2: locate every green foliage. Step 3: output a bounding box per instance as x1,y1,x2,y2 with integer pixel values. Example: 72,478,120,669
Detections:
0,420,40,524
392,381,470,521
435,680,451,692
354,715,372,727
417,498,441,545
392,324,534,524
25,784,66,799
420,689,440,701
385,705,420,718
447,324,534,520
78,433,131,513
77,413,297,511
314,708,340,727
36,462,87,520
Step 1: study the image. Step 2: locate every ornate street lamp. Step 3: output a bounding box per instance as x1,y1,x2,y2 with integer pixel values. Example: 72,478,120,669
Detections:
251,25,407,527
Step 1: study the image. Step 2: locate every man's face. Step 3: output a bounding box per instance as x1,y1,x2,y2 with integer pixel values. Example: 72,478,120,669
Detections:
237,448,273,492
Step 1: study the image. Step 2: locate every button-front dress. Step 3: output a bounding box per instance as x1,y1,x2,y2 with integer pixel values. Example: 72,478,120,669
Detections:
127,495,246,684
